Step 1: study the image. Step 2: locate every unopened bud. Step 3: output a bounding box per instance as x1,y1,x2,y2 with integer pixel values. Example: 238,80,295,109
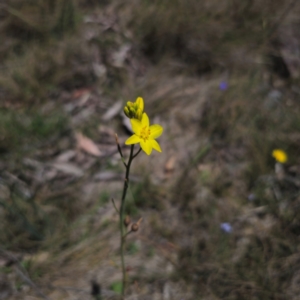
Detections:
124,215,131,226
129,106,135,115
136,108,142,120
124,107,130,118
131,223,139,232
131,218,142,232
124,98,144,120
136,97,143,108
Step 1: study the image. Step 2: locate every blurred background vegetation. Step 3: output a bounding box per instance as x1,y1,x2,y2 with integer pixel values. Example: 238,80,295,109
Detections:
1,0,300,299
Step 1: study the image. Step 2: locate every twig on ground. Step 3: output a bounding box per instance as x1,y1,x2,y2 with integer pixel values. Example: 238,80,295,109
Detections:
0,248,50,300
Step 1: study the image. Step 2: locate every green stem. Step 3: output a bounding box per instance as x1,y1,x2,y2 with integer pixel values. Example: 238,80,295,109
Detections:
120,145,135,299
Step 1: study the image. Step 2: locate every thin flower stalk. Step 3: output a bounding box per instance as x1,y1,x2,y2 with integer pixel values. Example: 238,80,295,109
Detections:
114,97,163,299
119,145,135,298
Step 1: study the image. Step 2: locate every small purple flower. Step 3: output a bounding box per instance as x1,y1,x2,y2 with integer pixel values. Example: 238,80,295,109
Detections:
219,81,228,91
248,193,256,201
220,222,232,233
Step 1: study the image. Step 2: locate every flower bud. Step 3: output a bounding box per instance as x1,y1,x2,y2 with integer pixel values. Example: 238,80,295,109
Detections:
124,107,131,118
131,217,142,232
131,223,139,232
124,215,131,227
129,106,136,115
136,108,143,121
136,97,144,110
123,97,144,120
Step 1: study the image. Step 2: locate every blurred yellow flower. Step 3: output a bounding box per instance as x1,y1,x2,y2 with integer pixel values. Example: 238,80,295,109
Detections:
125,112,163,155
272,149,288,163
124,97,144,120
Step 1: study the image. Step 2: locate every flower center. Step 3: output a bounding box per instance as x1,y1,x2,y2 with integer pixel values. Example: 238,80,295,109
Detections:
140,126,151,142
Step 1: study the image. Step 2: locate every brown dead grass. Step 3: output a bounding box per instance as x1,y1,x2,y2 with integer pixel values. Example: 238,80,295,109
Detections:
2,0,300,299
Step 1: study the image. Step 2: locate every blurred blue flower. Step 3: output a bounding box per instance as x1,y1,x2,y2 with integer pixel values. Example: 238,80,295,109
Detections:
220,222,232,233
248,193,256,201
219,81,228,91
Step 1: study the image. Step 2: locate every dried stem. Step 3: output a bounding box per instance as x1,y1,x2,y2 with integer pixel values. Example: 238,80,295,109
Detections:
115,134,127,168
0,248,50,300
111,198,120,214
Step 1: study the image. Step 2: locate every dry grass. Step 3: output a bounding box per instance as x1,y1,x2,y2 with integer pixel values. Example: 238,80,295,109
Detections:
1,0,300,299
129,0,289,74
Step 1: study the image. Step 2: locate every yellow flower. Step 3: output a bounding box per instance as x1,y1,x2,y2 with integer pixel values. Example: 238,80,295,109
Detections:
124,97,144,120
272,149,288,163
125,112,163,155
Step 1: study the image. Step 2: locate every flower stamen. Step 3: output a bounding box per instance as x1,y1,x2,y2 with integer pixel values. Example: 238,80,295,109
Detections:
140,126,150,142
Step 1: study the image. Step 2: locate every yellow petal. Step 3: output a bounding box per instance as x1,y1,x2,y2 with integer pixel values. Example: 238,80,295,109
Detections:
149,124,163,139
151,139,162,152
141,113,149,127
125,134,140,145
136,97,144,111
272,149,287,163
140,139,152,155
130,118,142,134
